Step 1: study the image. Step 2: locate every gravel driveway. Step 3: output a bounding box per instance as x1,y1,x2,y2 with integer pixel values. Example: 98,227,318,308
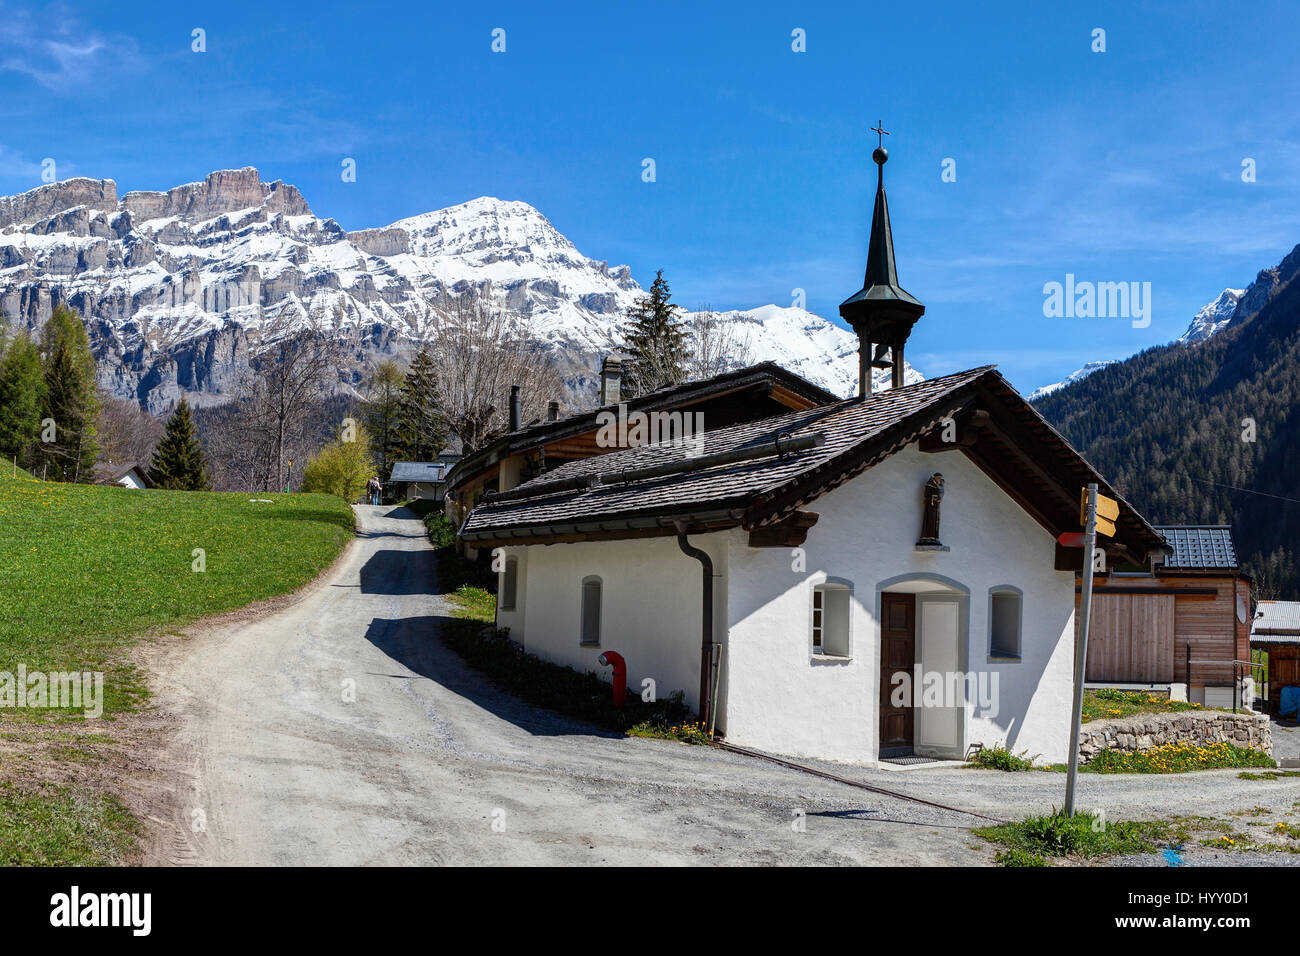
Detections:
141,506,1300,866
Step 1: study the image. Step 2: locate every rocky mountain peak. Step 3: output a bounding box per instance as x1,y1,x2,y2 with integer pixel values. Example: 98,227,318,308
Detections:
1176,287,1245,345
0,177,119,230
121,167,313,223
1232,242,1300,325
0,167,875,413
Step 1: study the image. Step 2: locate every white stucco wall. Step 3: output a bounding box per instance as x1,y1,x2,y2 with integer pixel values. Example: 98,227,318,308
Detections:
492,441,1076,767
724,442,1077,765
495,534,728,714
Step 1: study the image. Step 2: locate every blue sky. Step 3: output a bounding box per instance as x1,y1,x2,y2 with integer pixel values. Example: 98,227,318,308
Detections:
1,0,1296,393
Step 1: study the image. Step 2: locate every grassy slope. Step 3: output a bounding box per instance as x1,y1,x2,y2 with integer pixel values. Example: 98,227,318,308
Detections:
0,475,355,863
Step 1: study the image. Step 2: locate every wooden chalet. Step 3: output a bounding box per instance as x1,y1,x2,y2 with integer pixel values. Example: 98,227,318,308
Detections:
1080,525,1253,707
442,359,840,533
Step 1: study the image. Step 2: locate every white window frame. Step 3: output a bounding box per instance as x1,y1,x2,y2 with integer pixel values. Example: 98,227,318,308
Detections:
810,578,853,660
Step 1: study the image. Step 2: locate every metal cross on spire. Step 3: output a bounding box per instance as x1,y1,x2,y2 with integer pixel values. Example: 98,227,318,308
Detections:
871,121,890,148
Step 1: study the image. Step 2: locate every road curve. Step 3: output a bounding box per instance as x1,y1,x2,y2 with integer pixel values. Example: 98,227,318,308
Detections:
145,505,993,866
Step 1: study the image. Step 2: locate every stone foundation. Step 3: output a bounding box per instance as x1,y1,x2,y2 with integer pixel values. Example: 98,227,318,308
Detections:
1078,710,1272,763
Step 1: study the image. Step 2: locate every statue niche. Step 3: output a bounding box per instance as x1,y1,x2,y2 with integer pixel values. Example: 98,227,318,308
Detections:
917,472,945,546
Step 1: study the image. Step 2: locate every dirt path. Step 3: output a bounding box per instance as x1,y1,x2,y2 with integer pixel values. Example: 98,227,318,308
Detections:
141,505,994,866
139,505,1300,866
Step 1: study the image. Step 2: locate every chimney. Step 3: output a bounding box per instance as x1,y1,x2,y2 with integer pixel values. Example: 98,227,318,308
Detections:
838,123,925,399
509,385,521,432
600,355,623,405
547,400,560,421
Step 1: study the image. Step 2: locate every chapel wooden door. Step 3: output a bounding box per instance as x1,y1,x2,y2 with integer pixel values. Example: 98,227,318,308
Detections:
879,593,916,756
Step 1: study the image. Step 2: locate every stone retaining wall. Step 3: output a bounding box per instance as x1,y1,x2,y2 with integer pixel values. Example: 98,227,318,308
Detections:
1078,710,1272,763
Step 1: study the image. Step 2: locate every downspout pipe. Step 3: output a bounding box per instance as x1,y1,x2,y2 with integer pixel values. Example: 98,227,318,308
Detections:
675,521,714,732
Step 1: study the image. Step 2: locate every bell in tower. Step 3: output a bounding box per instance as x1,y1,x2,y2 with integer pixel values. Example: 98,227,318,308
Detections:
839,123,925,398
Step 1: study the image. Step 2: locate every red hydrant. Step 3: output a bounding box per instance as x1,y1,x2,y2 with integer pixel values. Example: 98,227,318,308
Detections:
597,651,627,708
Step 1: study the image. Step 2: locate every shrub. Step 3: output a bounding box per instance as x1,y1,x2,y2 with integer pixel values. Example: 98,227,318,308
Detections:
975,810,1169,862
440,622,693,733
301,422,376,501
425,512,458,549
968,744,1035,771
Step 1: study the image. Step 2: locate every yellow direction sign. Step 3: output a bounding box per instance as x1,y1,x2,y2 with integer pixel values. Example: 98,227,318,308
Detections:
1081,487,1119,538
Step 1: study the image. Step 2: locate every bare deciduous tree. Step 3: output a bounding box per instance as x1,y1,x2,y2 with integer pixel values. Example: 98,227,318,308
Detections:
424,289,564,453
684,307,754,381
205,313,349,490
96,392,165,470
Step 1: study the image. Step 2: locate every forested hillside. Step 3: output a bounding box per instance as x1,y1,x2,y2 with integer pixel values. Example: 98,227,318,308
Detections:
1036,244,1300,598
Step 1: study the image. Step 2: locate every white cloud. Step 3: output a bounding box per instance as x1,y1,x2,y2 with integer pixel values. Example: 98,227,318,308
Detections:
0,3,140,90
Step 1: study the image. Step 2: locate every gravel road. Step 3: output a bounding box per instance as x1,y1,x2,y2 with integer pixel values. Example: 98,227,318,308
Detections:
142,505,1300,866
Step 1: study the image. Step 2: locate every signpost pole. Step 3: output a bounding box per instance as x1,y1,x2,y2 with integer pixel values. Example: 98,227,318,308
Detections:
1065,483,1098,817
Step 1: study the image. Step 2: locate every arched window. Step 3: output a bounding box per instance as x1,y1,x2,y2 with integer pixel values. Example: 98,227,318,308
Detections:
580,576,602,646
500,557,518,611
989,586,1022,660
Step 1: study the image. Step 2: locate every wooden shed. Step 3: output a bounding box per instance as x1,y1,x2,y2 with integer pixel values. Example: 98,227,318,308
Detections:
1080,526,1253,706
1250,601,1300,711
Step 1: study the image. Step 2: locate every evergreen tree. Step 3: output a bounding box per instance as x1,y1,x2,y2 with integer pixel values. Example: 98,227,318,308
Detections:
362,359,406,477
395,346,447,462
37,305,100,482
1036,263,1300,598
621,269,691,397
0,332,47,468
149,398,211,490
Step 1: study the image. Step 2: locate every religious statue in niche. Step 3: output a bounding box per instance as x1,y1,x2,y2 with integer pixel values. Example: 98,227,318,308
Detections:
917,473,945,546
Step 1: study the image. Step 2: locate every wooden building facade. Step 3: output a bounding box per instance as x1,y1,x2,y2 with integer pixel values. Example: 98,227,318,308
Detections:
1080,526,1252,705
443,359,840,533
1250,601,1300,711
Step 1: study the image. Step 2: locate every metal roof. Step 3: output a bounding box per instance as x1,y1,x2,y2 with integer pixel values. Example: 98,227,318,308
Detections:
1155,525,1238,569
390,461,448,482
1252,601,1300,643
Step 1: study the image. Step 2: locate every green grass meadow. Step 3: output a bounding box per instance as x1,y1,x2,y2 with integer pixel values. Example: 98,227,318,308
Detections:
0,473,355,863
0,474,355,716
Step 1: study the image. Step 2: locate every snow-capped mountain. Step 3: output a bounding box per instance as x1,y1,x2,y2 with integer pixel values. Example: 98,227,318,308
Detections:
0,168,910,413
680,303,921,398
1028,287,1247,401
1176,288,1244,344
1027,360,1117,401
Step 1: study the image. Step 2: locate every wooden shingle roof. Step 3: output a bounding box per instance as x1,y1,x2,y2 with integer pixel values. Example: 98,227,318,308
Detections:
460,366,1167,564
443,360,840,496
